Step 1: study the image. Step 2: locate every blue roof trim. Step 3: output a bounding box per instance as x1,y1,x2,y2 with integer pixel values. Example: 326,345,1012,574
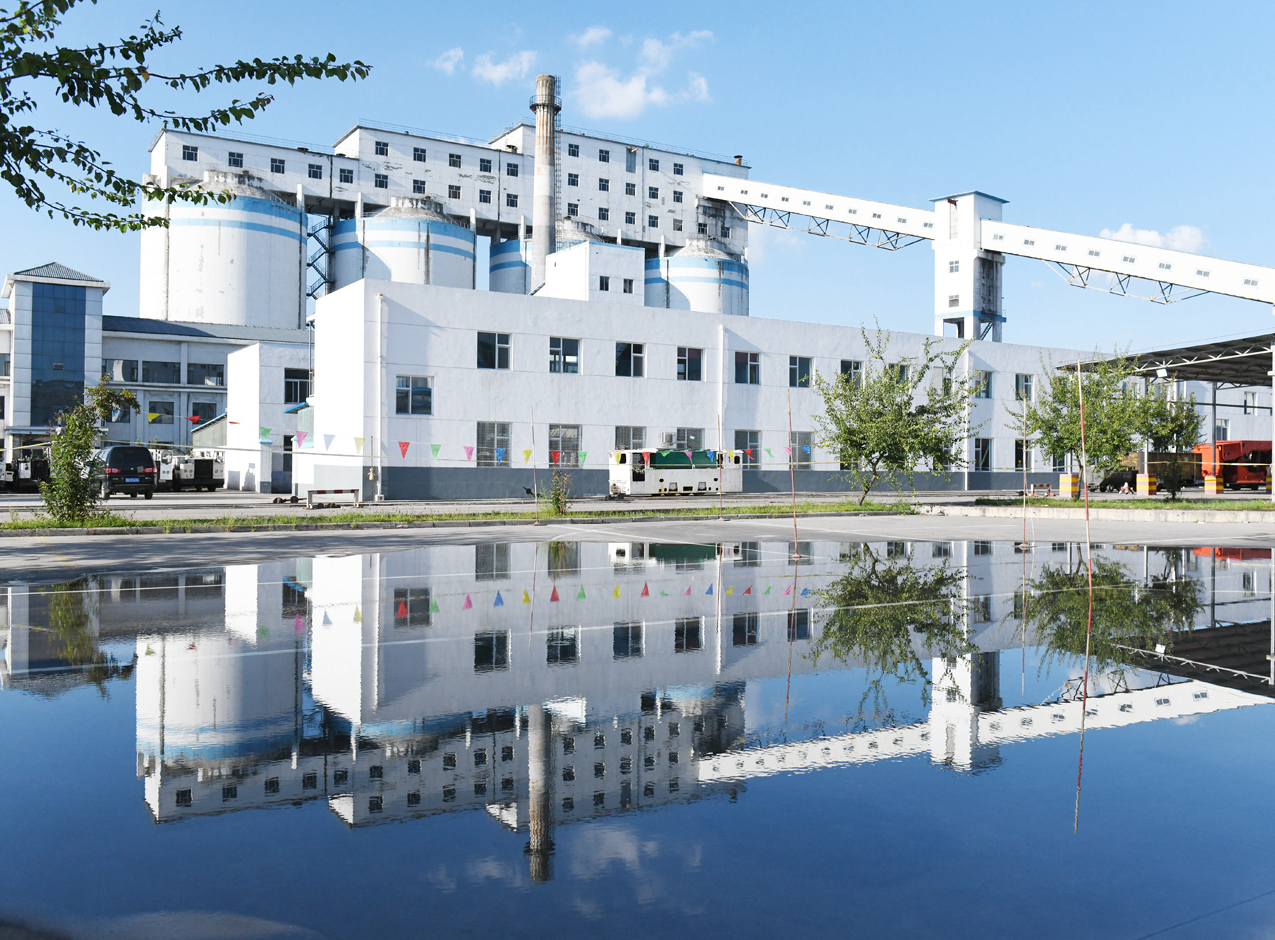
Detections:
102,315,216,337
284,401,311,414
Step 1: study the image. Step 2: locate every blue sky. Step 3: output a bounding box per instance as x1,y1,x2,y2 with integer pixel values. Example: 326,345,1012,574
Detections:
4,0,1273,353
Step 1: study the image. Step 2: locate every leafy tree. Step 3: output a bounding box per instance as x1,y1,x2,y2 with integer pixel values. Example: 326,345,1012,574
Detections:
39,377,138,522
813,326,978,505
40,577,135,695
1019,353,1142,498
0,0,370,230
812,544,976,717
1140,387,1201,498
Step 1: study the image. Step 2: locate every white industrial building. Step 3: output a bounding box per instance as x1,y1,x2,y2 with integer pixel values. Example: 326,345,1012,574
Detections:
0,73,1272,495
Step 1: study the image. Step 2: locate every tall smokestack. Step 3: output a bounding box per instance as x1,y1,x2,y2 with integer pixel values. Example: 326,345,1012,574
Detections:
529,74,559,292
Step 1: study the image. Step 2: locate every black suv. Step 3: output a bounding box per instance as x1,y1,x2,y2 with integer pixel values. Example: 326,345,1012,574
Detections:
97,446,156,498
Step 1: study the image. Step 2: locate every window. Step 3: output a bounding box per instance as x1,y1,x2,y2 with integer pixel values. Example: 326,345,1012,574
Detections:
971,596,992,623
788,609,811,641
613,622,643,659
549,336,579,374
948,294,960,308
722,225,731,238
395,376,432,414
567,202,579,217
142,361,180,384
568,143,580,158
474,542,510,581
599,148,610,163
973,438,991,472
476,422,511,467
673,218,683,231
1216,418,1230,441
227,151,243,168
598,178,610,192
413,179,426,195
147,401,174,425
648,186,659,199
648,215,659,228
624,181,637,197
673,162,684,175
790,431,812,470
547,628,579,665
615,426,645,451
549,424,580,466
789,356,813,388
840,360,862,386
732,612,759,646
1015,373,1033,401
1015,439,1032,472
625,148,637,172
333,769,349,786
176,788,192,807
735,430,759,469
735,351,760,385
506,163,519,177
675,427,704,450
284,368,310,404
339,167,354,184
109,403,131,423
375,173,388,189
948,260,959,273
478,189,491,203
102,358,138,383
697,222,708,234
415,147,428,163
307,163,323,180
448,184,461,199
619,278,633,294
615,342,644,377
477,332,510,370
270,158,285,174
393,588,431,626
974,370,992,399
675,618,703,652
182,144,198,161
1244,391,1259,414
648,158,659,171
567,172,579,186
673,190,683,203
677,347,702,381
186,363,225,389
507,193,519,208
624,211,636,225
449,153,461,168
373,140,388,156
474,631,510,672
222,786,238,802
598,207,610,221
599,275,610,292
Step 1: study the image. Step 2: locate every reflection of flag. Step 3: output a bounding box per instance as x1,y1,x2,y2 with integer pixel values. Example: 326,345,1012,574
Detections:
706,584,714,595
576,585,586,600
612,584,620,598
744,585,752,595
397,599,408,618
462,594,473,610
494,591,504,607
641,583,649,597
521,589,531,604
550,585,560,602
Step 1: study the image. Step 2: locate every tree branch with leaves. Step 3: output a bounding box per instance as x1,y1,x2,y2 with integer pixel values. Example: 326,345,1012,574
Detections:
0,0,370,230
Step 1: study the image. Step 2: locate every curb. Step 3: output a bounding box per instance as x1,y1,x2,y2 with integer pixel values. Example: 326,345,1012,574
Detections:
0,509,909,538
923,504,1275,524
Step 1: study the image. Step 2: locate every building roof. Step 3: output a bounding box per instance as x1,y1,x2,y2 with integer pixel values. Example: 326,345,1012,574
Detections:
3,262,110,297
102,316,311,344
1101,333,1275,388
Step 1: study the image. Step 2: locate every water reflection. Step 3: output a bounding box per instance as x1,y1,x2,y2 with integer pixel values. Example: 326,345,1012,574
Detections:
2,538,1273,885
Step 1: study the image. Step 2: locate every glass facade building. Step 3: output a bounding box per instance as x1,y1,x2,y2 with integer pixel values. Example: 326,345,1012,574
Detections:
30,283,86,425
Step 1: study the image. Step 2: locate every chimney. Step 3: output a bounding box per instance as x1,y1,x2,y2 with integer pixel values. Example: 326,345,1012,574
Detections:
529,74,560,292
734,155,743,165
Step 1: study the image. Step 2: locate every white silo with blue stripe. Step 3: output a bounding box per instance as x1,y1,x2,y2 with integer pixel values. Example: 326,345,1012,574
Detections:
644,237,749,316
489,237,530,294
333,197,475,290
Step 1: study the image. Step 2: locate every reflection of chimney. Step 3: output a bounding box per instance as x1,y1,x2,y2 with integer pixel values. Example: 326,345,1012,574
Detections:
526,703,554,882
529,74,560,292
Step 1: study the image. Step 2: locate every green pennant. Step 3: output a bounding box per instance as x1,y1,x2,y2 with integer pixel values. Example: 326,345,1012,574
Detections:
577,585,586,600
429,597,440,613
578,450,587,464
430,443,441,458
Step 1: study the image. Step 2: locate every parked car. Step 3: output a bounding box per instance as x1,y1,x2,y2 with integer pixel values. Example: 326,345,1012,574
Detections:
96,445,156,499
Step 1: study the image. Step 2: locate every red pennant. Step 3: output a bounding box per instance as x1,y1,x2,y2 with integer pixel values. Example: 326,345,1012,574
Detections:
641,583,650,596
185,415,201,423
642,451,652,464
744,585,752,595
550,585,560,602
397,600,408,618
551,450,561,465
398,441,410,457
745,449,753,459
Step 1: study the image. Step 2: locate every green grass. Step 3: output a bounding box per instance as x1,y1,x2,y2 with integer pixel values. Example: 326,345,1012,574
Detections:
974,496,1275,511
0,498,914,531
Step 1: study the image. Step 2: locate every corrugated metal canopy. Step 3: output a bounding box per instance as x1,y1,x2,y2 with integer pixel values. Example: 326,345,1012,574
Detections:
1105,333,1275,388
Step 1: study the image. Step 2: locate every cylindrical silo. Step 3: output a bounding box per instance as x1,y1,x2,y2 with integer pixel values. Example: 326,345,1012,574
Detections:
489,238,530,294
556,218,609,250
332,197,475,290
645,237,749,316
143,171,304,329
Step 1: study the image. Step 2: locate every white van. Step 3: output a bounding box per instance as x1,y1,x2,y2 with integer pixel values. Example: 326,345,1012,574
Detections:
609,450,743,496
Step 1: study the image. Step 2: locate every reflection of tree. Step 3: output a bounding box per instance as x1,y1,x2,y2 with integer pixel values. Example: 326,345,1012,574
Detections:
1024,555,1202,682
39,578,135,696
813,547,975,716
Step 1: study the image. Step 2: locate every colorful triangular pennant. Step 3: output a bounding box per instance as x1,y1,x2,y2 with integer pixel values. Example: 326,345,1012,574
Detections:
462,594,473,610
577,585,586,600
296,431,308,447
725,584,734,595
398,441,410,457
521,589,531,604
323,434,334,450
353,606,362,623
464,445,474,461
550,586,560,602
763,585,772,595
612,583,621,598
743,585,752,595
354,437,365,454
429,597,440,613
494,590,504,607
397,599,408,618
579,451,587,464
431,443,441,458
523,449,532,464
496,447,506,464
706,584,714,595
641,583,649,597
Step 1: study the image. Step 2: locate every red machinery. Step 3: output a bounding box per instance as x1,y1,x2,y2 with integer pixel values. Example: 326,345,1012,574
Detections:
1193,440,1272,490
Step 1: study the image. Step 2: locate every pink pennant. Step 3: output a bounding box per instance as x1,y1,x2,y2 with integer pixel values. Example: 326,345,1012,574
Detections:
462,594,473,610
784,446,792,455
783,584,792,595
464,445,474,461
398,441,410,458
296,431,308,447
683,450,693,461
684,585,691,596
294,614,305,634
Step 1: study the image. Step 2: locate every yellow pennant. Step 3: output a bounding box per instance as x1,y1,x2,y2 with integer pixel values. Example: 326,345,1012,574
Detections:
726,584,734,595
353,606,362,623
521,589,531,604
353,437,365,454
523,449,533,464
612,583,621,598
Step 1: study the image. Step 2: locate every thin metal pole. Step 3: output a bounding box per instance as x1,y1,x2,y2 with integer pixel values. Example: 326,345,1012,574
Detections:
787,389,799,557
531,406,541,526
1074,360,1096,834
717,413,724,522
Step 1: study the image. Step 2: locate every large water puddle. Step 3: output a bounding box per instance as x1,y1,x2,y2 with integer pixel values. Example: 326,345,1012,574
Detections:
2,538,1273,939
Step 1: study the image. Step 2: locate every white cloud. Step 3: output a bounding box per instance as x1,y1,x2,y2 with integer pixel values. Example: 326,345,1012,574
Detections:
472,50,537,86
572,26,612,48
572,30,714,119
1099,222,1205,254
430,47,464,75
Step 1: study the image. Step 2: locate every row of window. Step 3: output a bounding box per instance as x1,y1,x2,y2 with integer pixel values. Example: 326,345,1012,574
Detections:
102,358,225,386
564,145,685,176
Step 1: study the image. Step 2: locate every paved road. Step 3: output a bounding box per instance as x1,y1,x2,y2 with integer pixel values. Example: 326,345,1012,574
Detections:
4,513,1275,582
